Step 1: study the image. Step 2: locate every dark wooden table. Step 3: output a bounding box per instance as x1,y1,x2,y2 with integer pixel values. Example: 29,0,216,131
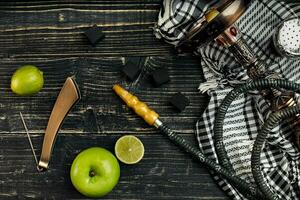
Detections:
0,1,227,199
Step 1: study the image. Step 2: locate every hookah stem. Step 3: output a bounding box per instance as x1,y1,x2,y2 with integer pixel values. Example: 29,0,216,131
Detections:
228,37,267,79
112,84,263,200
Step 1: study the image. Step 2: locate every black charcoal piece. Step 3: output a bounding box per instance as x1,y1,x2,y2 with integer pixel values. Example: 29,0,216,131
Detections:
122,61,141,80
170,92,190,112
151,68,170,86
84,25,105,46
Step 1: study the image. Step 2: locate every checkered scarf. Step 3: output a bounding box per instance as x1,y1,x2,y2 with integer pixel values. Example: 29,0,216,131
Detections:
154,0,300,199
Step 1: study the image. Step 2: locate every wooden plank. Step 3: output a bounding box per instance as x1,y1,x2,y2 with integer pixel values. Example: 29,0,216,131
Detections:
0,56,208,135
0,134,227,200
0,1,172,58
0,1,229,199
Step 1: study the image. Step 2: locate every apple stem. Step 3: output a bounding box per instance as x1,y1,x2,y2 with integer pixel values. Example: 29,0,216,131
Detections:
89,170,96,177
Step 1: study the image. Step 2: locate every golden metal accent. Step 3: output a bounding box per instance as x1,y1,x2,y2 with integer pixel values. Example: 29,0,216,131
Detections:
113,84,159,126
205,9,220,22
38,77,80,170
272,92,297,111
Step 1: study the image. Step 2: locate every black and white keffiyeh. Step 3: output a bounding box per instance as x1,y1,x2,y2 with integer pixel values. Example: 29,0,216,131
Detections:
154,0,300,199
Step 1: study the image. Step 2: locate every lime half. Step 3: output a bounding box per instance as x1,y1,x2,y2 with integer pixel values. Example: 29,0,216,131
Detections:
11,65,44,96
115,135,144,164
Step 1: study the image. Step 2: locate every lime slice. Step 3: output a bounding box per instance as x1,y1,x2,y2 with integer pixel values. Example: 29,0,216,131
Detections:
115,135,144,164
11,65,44,96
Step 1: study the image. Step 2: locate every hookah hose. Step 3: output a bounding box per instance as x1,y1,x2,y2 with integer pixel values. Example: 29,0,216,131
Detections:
113,79,300,200
213,79,300,200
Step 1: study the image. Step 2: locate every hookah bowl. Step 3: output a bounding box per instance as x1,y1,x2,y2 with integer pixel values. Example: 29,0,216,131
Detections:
176,0,300,148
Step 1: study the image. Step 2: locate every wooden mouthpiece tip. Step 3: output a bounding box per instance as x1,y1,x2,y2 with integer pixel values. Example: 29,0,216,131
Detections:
112,84,159,126
113,84,128,102
113,84,123,93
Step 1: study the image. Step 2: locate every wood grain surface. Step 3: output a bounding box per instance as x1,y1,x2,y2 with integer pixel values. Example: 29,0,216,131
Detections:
0,0,171,58
0,1,226,200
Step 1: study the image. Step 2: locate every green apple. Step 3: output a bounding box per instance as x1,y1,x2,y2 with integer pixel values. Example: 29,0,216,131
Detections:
70,147,120,198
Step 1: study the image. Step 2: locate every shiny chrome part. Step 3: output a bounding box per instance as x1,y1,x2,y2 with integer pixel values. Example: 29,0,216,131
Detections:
222,0,244,18
154,119,163,128
176,0,246,50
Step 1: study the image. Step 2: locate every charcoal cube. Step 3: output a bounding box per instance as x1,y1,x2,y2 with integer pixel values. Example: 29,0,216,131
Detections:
170,92,189,112
84,25,105,46
151,68,170,86
122,61,141,80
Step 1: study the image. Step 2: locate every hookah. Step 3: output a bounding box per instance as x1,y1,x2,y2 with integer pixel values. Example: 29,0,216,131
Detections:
113,0,300,199
176,0,300,149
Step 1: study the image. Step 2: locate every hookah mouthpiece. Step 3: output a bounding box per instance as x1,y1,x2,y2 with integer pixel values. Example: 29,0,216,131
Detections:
113,84,159,126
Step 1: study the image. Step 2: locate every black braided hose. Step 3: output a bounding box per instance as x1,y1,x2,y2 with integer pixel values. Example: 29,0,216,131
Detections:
157,125,263,200
213,79,300,200
252,105,300,200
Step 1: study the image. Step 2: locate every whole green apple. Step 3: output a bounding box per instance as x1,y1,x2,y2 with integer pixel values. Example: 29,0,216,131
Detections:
70,147,120,198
